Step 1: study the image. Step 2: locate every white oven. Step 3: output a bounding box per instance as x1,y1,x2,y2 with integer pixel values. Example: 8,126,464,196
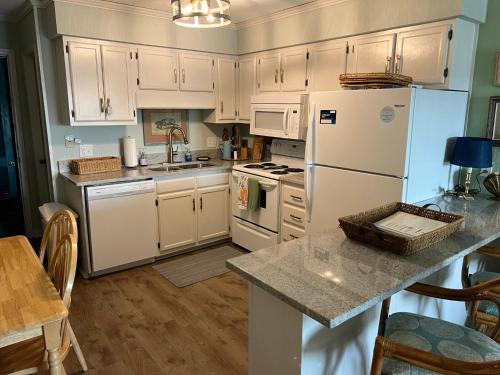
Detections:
250,94,308,140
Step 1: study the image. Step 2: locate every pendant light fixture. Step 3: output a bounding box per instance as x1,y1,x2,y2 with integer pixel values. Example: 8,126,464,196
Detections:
171,0,231,28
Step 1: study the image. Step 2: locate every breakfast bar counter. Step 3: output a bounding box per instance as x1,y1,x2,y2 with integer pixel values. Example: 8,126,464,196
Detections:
227,195,500,374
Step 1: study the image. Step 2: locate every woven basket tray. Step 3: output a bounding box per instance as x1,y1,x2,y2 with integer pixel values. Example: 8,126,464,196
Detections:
339,73,413,88
338,202,464,256
70,156,121,175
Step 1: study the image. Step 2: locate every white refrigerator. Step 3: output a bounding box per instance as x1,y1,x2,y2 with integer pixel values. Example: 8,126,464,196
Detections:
305,87,468,234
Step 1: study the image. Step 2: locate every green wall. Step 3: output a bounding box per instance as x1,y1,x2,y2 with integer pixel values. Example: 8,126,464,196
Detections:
467,0,500,170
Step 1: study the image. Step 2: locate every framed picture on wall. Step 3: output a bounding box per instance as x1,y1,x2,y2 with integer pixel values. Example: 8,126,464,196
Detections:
495,52,500,86
143,109,189,145
487,96,500,146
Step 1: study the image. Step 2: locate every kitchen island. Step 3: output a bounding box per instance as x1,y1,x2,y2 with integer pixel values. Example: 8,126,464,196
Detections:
227,195,500,374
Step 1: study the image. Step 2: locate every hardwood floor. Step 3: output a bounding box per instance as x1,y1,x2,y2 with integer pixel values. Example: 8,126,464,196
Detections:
63,259,248,375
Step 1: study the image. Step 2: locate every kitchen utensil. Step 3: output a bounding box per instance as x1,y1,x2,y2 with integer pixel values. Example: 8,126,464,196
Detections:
484,172,500,198
220,140,233,159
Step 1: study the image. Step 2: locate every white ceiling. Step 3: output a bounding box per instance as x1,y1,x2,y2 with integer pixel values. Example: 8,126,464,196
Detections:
0,0,315,23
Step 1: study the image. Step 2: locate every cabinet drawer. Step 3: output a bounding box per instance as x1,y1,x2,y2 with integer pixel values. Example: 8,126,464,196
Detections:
282,222,305,242
282,203,305,228
197,173,229,188
156,177,196,194
282,185,305,207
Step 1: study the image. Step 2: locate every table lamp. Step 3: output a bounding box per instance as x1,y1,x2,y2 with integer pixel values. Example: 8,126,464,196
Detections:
450,137,493,198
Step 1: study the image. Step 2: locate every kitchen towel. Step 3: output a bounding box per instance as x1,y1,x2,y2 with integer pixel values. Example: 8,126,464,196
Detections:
248,178,260,211
238,175,249,210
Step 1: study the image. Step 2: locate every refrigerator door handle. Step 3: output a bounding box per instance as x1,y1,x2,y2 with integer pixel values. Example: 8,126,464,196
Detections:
305,164,313,223
305,102,316,165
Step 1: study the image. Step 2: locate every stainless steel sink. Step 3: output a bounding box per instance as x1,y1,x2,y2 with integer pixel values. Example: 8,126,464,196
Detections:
148,166,180,172
148,163,215,172
177,163,215,169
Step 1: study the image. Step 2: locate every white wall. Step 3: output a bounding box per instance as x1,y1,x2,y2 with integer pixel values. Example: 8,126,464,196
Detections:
237,0,487,54
52,1,237,55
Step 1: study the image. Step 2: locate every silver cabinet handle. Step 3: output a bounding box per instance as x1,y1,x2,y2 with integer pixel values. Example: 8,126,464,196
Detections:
385,56,391,73
174,68,178,83
192,198,195,212
275,69,279,84
200,197,203,210
290,195,303,202
100,98,105,113
395,54,401,74
106,97,112,115
182,68,186,83
221,100,224,114
280,68,284,84
290,234,298,239
289,214,302,223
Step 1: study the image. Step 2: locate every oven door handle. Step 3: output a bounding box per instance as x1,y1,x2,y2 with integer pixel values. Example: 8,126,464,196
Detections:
258,181,278,189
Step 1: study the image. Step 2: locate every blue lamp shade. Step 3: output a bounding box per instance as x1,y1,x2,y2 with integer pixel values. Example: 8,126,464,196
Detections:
450,137,493,168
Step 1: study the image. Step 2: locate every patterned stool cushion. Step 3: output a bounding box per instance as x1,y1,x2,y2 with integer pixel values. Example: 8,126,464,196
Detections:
470,271,500,316
381,312,500,375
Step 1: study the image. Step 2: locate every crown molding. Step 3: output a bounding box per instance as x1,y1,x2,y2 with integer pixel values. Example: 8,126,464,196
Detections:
236,0,350,30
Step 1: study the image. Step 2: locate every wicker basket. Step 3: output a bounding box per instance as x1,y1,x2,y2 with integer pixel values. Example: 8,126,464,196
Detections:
338,202,464,256
69,156,121,175
339,73,413,89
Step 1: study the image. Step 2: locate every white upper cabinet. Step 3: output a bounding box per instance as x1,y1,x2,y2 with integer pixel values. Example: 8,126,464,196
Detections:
308,40,348,91
238,55,256,122
67,42,105,122
179,52,214,92
197,185,230,242
395,24,451,85
257,51,281,93
101,45,135,121
218,56,237,120
348,33,396,73
64,40,136,125
137,47,179,91
281,46,308,92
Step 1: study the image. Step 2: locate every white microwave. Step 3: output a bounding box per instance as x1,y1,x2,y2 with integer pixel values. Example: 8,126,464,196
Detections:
250,94,308,140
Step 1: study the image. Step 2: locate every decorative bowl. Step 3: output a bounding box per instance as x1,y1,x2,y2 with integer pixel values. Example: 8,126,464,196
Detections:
484,172,500,198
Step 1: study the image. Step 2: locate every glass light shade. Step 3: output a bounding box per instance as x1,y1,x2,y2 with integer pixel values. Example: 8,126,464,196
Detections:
171,0,231,28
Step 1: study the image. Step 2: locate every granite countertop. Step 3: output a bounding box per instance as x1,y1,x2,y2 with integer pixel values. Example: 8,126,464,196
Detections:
60,160,236,187
280,172,304,186
227,195,500,328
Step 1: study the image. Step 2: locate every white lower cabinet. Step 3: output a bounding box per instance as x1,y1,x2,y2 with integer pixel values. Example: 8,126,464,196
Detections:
197,185,230,242
156,173,230,254
158,189,198,252
280,183,306,243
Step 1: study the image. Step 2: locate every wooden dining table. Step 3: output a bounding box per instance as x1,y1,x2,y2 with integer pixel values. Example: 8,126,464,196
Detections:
0,235,68,375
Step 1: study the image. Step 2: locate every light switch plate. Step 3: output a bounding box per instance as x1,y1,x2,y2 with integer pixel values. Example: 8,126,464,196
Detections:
79,144,93,157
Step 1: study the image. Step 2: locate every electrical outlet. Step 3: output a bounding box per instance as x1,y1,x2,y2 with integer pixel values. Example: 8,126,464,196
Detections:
206,137,217,148
79,144,93,157
65,135,75,147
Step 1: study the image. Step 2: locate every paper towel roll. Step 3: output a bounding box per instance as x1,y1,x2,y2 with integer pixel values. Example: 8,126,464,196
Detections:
123,136,138,167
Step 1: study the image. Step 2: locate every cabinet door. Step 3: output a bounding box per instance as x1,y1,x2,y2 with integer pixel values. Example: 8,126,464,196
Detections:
158,190,197,252
197,185,230,242
101,45,135,121
179,52,214,92
281,46,308,92
348,33,396,73
67,42,105,122
238,55,256,121
137,47,179,91
395,24,451,85
257,51,281,93
218,56,237,120
308,40,348,91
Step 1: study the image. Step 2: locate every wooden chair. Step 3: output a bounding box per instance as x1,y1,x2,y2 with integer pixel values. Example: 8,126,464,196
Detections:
463,246,500,340
39,209,88,372
0,234,78,374
371,280,500,375
39,209,78,264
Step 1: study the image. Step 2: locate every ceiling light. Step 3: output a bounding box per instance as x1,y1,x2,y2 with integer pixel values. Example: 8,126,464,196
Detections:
171,0,231,28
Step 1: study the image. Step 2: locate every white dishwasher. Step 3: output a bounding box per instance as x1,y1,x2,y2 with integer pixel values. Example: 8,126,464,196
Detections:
86,179,158,275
